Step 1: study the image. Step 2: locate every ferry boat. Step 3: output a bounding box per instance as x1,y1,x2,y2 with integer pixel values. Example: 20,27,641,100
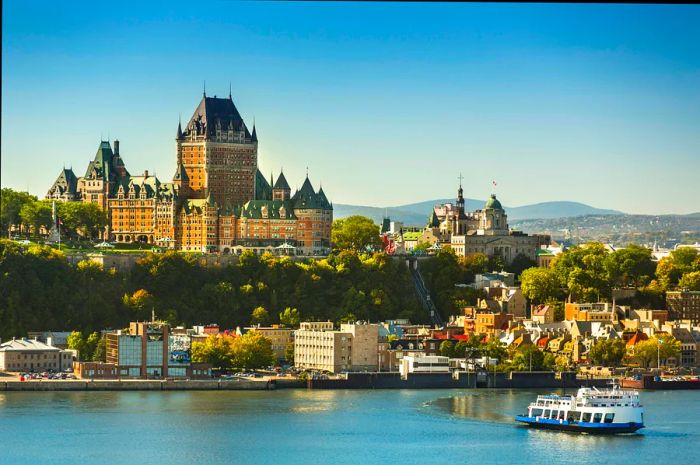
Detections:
515,384,644,434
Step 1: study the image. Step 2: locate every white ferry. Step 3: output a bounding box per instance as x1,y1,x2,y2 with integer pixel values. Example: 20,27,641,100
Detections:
515,384,644,434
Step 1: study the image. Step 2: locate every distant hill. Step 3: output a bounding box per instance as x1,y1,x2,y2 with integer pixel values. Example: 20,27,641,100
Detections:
333,198,623,226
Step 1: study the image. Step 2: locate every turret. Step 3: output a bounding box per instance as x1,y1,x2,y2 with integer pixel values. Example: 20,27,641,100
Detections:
272,170,291,201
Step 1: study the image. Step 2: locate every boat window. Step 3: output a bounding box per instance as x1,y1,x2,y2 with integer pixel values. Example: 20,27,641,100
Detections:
582,412,592,422
593,413,603,423
558,411,565,420
543,410,550,418
604,413,615,424
549,410,558,419
531,409,543,417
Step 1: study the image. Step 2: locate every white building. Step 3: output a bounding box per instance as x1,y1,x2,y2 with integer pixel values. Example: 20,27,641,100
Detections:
399,355,449,376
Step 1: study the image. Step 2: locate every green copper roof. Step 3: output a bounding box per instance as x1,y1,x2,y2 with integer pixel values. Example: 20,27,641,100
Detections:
428,210,440,227
241,200,297,219
484,194,503,210
255,169,272,201
273,171,290,190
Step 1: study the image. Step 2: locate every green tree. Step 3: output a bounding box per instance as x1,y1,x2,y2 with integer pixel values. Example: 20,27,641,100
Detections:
67,331,86,360
1,188,37,236
510,345,546,371
678,271,700,291
331,216,381,252
507,253,537,278
552,242,611,302
58,202,108,240
483,340,507,362
633,336,681,368
230,332,276,370
588,339,627,367
92,335,107,362
251,306,269,325
486,254,506,272
656,247,699,290
19,200,53,238
604,244,656,288
439,340,455,357
279,307,301,327
520,267,561,304
84,332,101,361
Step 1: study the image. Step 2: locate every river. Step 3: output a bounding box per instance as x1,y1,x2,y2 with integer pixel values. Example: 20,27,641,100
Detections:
1,389,698,464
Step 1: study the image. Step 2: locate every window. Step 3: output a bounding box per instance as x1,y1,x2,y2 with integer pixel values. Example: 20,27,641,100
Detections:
604,413,615,424
593,413,603,423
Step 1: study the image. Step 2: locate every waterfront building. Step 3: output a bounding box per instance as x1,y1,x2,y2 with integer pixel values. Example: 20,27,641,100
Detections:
102,321,211,379
72,361,118,379
294,322,379,373
666,290,700,325
419,181,550,263
45,92,333,255
0,338,73,373
399,355,450,376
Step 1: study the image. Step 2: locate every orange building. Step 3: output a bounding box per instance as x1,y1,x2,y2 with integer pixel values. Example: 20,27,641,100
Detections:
46,92,333,255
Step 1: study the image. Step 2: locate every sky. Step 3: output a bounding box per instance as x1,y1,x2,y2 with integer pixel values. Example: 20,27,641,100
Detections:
2,1,699,215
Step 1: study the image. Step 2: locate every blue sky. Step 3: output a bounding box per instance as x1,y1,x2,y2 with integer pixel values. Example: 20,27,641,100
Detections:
2,2,699,215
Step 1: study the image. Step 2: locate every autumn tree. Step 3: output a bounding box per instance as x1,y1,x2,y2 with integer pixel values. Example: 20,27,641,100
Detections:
279,307,301,327
251,306,269,325
230,331,275,370
191,334,236,369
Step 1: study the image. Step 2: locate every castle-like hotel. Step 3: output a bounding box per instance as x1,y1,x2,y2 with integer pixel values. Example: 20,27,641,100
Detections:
46,92,332,254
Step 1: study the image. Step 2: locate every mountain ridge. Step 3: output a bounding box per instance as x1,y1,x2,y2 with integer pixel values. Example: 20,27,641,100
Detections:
333,198,623,226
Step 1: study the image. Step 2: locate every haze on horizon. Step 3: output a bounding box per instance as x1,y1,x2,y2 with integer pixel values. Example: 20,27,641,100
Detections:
2,2,699,216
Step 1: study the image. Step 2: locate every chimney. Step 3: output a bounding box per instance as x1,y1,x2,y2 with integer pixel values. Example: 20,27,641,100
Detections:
47,336,54,347
144,170,149,178
114,139,120,156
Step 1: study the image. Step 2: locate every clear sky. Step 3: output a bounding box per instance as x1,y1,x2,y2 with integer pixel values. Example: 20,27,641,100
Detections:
2,2,699,215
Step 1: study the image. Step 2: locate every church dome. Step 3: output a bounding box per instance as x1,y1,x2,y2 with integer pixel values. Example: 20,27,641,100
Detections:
484,194,502,210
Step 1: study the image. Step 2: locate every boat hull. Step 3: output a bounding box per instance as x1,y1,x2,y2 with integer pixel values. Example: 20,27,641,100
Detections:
515,416,644,434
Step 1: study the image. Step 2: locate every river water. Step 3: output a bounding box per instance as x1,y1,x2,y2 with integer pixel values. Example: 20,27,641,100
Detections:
1,389,698,464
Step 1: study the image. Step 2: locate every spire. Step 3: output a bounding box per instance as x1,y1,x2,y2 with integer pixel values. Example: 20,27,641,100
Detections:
203,80,206,97
251,123,258,142
176,115,183,140
229,81,232,99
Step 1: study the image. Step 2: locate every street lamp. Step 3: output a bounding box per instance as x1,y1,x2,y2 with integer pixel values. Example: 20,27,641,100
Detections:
657,338,664,374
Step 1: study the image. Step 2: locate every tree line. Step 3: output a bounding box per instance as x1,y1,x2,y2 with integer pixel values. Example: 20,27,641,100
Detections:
519,242,700,307
1,188,108,240
0,240,424,341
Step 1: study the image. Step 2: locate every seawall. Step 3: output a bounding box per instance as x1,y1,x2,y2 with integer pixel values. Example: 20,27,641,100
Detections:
0,379,275,391
307,372,611,390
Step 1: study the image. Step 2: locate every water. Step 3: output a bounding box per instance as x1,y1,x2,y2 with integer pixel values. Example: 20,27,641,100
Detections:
1,389,698,465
